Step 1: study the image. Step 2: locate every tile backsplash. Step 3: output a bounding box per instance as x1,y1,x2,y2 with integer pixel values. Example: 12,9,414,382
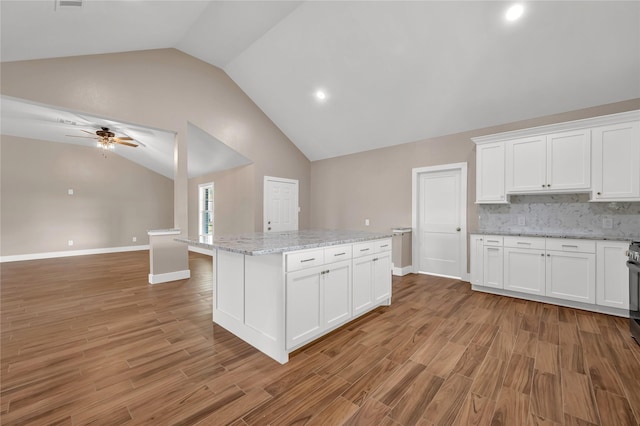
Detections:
478,194,640,239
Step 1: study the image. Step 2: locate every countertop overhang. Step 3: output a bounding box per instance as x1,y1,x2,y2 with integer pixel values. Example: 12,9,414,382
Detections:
470,231,638,242
176,229,393,256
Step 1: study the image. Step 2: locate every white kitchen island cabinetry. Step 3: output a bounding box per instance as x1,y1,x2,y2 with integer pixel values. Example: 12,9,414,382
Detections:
178,230,392,364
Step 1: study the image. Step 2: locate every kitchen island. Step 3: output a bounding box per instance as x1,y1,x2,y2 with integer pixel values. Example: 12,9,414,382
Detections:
177,230,393,363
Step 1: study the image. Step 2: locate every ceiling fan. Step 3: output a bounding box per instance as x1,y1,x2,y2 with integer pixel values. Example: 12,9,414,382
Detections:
66,127,139,150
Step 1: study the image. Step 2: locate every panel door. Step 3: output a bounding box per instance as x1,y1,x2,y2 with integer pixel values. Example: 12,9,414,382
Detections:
470,235,484,286
504,247,546,296
264,176,299,232
592,121,640,201
505,135,547,192
483,246,503,289
476,143,507,203
596,241,630,309
546,251,596,304
373,251,392,303
323,260,352,329
353,255,374,316
286,267,322,349
418,168,463,277
546,130,591,191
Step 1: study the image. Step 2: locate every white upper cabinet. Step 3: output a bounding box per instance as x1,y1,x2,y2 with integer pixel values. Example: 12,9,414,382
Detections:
505,130,591,194
591,121,640,201
476,143,507,203
472,110,639,203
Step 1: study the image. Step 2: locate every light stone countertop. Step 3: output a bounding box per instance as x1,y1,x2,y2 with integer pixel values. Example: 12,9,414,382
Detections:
470,231,638,242
176,229,394,256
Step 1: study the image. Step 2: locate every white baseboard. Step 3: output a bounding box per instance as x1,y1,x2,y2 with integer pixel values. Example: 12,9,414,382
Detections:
392,265,413,276
188,246,213,256
0,245,150,263
148,269,191,284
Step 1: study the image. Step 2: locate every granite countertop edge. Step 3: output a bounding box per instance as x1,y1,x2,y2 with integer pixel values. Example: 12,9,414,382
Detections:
469,231,638,242
176,230,394,256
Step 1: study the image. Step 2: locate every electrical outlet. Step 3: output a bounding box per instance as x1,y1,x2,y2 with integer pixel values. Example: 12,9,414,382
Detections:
132,237,137,242
68,188,74,195
602,218,613,229
365,219,370,226
517,216,526,226
68,240,74,246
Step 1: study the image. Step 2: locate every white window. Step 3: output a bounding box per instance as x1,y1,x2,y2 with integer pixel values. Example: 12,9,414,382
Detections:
198,183,214,237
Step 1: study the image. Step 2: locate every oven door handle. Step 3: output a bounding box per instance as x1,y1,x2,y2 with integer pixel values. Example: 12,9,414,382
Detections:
628,261,640,273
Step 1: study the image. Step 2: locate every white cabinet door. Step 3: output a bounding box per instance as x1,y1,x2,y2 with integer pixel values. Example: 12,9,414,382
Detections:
483,246,503,289
596,241,630,309
353,255,374,316
476,143,507,203
592,121,640,201
373,251,392,303
546,129,591,191
286,266,322,349
323,260,352,328
470,235,484,286
546,251,596,304
504,247,546,296
506,135,547,193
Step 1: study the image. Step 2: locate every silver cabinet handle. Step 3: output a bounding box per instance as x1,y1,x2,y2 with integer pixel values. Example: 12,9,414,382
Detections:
360,248,370,252
300,258,316,263
517,242,531,245
334,252,346,256
562,245,578,248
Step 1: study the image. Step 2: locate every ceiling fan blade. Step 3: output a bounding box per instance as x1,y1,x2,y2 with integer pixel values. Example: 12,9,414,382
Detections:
66,134,98,139
114,141,138,147
81,129,95,135
113,136,134,141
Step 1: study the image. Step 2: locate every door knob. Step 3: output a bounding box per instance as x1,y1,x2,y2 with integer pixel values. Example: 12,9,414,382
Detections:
456,227,461,231
268,221,271,224
268,227,271,231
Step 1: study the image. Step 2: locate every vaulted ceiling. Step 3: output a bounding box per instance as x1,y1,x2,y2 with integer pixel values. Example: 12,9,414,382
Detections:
2,1,639,162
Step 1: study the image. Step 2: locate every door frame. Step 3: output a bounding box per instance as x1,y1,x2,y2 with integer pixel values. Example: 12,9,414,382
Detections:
263,176,299,232
411,162,468,280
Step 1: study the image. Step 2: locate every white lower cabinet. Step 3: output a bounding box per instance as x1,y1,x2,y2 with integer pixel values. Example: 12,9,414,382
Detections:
373,251,392,303
483,245,503,289
353,252,391,316
286,259,352,349
504,247,546,296
545,250,596,304
596,241,630,309
470,234,624,315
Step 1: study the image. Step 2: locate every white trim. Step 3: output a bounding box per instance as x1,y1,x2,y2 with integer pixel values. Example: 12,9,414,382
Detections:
412,162,468,280
148,229,180,236
189,245,213,256
0,245,149,263
392,265,413,276
148,269,191,284
472,110,640,145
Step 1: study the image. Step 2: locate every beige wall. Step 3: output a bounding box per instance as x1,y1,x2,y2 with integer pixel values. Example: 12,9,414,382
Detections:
0,136,173,256
0,48,311,243
310,98,640,272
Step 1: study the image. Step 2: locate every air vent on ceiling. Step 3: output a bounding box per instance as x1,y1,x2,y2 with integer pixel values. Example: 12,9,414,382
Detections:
54,0,83,10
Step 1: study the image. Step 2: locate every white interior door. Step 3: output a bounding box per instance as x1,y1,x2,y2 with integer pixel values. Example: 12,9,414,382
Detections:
413,164,467,279
264,176,299,232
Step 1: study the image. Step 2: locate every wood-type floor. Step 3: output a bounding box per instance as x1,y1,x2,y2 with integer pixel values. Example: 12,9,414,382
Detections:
2,251,639,425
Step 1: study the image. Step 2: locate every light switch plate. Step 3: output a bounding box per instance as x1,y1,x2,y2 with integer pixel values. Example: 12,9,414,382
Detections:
602,218,613,229
517,216,525,226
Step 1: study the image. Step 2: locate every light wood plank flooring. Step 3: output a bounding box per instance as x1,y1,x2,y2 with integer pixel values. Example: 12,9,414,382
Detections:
2,251,639,425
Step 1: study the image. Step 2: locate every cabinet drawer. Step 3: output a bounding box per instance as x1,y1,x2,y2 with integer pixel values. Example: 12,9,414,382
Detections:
546,238,595,254
483,236,503,246
374,239,392,252
504,236,545,250
324,245,353,263
286,249,325,272
353,241,376,258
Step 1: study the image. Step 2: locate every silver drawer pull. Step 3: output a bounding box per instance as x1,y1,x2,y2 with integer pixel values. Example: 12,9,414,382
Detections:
300,258,316,263
487,240,500,243
517,242,531,245
562,245,578,248
334,252,346,256
380,244,389,248
360,248,370,252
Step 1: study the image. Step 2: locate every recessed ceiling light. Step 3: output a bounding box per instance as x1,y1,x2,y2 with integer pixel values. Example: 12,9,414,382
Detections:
505,4,524,21
315,90,327,101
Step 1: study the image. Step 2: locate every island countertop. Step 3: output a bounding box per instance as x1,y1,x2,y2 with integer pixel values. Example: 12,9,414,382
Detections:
176,229,394,256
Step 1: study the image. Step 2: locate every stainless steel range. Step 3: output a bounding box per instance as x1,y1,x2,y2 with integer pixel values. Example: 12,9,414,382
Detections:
629,241,640,344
